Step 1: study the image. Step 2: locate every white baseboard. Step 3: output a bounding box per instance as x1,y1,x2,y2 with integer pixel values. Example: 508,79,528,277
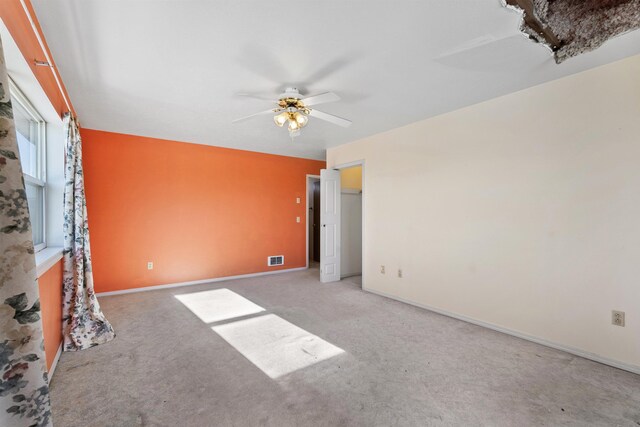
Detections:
49,342,62,378
96,267,308,297
363,286,640,376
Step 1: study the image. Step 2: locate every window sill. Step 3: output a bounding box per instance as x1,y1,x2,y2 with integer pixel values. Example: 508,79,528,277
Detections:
35,247,63,278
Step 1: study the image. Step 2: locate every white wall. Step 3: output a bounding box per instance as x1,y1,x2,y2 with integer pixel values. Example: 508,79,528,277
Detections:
340,191,362,278
327,54,640,371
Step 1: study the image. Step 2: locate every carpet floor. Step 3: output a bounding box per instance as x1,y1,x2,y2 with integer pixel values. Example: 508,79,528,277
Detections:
50,269,640,426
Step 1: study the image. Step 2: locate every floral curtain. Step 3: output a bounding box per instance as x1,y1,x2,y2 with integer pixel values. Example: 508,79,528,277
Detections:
0,37,53,426
62,116,115,351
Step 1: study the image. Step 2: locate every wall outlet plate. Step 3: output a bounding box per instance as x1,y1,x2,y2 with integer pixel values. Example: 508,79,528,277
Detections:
380,265,385,274
612,310,625,327
398,269,402,278
147,262,153,270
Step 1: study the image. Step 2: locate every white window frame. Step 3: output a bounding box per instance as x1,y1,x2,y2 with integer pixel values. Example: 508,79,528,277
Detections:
9,77,47,252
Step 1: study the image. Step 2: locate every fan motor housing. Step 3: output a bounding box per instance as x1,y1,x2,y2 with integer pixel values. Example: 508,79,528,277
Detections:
278,98,305,109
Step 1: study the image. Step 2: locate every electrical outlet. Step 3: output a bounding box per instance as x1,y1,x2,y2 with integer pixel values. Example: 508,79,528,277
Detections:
612,310,625,327
296,216,301,223
296,197,301,204
380,265,385,274
398,269,402,278
147,262,153,270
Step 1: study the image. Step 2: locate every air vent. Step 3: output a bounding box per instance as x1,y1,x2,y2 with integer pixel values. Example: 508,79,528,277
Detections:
267,255,284,267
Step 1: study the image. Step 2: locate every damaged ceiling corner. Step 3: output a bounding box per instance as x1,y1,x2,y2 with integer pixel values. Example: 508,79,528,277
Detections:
505,0,640,63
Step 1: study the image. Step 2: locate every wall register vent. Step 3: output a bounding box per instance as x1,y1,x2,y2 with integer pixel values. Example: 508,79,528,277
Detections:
268,255,284,266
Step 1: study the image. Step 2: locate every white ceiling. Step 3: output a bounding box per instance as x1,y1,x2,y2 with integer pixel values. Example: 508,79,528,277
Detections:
33,0,640,160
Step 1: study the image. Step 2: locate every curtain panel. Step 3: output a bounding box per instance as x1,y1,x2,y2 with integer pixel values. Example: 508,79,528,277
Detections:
62,115,115,351
0,37,53,427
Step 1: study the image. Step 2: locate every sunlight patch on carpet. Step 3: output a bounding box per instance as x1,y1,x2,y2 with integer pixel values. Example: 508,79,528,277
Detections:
212,314,344,379
175,288,265,323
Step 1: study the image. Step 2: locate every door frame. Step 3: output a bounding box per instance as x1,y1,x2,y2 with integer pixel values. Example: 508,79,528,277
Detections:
326,160,365,288
305,174,321,269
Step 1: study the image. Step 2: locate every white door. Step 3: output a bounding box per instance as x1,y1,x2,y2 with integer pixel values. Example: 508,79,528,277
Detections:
320,169,341,283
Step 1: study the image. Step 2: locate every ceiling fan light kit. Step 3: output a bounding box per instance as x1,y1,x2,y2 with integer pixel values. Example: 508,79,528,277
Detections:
234,87,351,140
273,109,309,135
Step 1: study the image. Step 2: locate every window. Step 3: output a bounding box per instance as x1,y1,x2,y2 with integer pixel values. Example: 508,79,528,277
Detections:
9,79,47,251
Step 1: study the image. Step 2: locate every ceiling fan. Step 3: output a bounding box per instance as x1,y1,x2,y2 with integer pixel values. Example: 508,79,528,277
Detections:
233,87,352,139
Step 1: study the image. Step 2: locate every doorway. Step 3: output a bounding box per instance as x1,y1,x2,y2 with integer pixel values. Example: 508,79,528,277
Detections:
316,162,364,288
306,175,321,268
338,165,362,283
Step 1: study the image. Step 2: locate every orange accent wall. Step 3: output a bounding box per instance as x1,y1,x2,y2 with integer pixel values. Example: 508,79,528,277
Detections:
38,259,63,371
0,0,75,117
81,129,325,293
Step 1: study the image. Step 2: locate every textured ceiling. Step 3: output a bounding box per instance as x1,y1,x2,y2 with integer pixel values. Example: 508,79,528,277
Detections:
32,0,640,160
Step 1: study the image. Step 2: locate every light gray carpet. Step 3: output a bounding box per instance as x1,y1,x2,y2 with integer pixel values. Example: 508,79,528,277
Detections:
50,269,640,426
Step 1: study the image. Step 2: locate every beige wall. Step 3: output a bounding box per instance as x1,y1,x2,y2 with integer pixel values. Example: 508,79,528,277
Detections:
340,166,362,190
327,55,640,371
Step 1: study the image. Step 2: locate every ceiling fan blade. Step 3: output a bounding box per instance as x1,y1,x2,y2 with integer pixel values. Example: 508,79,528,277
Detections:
301,92,340,106
236,93,276,102
301,56,356,86
232,108,279,124
309,109,352,128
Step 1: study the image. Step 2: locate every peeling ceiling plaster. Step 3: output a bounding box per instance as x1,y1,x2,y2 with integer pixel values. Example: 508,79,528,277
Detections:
507,0,640,63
